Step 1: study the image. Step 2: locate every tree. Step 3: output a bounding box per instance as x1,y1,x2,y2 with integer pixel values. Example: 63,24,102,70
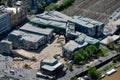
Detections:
90,45,98,54
37,3,44,13
88,67,101,80
99,46,108,57
7,0,12,7
45,3,57,11
37,2,47,13
30,56,37,62
57,0,75,11
79,49,89,60
85,45,98,57
74,50,85,64
85,46,93,57
71,77,77,80
67,63,73,71
23,64,32,69
107,37,115,49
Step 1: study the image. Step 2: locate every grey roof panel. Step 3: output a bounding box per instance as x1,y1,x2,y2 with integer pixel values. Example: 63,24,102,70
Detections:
10,30,45,42
20,23,53,36
63,40,88,52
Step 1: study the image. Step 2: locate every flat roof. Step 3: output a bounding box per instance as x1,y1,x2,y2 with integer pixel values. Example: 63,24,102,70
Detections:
63,40,88,52
75,34,99,44
41,62,62,71
100,35,120,45
10,30,45,42
36,11,72,22
20,23,53,36
72,16,104,28
42,59,57,65
5,7,21,14
0,40,12,44
30,17,66,29
34,11,104,29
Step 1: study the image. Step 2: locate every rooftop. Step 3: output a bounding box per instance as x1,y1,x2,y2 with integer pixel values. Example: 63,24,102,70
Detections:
10,30,44,42
41,63,62,71
33,11,104,29
30,17,67,29
63,40,88,52
42,59,57,65
36,11,72,22
100,35,120,45
75,34,99,44
71,16,104,28
5,7,21,14
1,40,12,44
20,23,53,36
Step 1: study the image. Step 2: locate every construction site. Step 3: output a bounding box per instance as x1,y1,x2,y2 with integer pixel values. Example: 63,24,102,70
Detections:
0,0,120,79
62,0,120,23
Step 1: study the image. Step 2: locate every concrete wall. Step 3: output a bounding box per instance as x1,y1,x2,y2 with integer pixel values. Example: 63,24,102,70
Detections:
0,40,12,54
0,13,10,35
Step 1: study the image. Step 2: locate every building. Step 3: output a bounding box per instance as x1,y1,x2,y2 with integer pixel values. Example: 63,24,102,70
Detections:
5,7,27,29
8,30,46,50
109,8,120,21
30,11,73,34
75,33,100,46
15,1,22,6
0,12,10,35
6,22,54,50
104,8,120,35
63,28,99,59
100,35,120,45
40,59,63,75
72,16,104,37
19,23,54,43
0,4,27,29
30,17,66,34
62,40,88,59
31,11,104,37
0,40,12,54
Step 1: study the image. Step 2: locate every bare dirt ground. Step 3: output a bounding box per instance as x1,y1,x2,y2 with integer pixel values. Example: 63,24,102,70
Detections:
11,37,66,70
62,0,120,23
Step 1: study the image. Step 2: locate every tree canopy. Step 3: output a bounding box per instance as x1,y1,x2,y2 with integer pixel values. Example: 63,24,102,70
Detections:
74,45,98,64
88,67,101,80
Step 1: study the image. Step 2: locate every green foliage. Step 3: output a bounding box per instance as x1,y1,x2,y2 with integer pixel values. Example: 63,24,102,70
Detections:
37,2,47,13
45,3,57,11
71,77,77,80
101,63,115,72
23,64,32,69
99,46,108,57
0,0,7,3
7,0,12,7
74,50,84,64
88,67,101,80
37,0,75,13
107,42,115,49
27,6,31,14
57,0,75,11
37,3,45,13
67,63,73,71
30,56,37,62
79,49,89,59
88,45,98,54
74,45,98,64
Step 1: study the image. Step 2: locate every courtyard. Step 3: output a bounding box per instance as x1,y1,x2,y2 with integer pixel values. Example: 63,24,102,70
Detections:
11,35,65,69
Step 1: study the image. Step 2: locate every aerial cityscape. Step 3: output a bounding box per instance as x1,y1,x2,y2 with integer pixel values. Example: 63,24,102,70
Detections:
0,0,120,80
